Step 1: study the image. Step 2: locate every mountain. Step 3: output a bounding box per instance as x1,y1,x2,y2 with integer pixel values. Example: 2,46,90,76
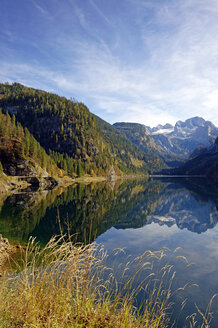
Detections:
95,117,165,174
145,123,174,135
0,82,164,177
113,122,183,167
146,117,218,159
113,122,161,154
188,145,207,159
113,118,218,176
172,137,218,179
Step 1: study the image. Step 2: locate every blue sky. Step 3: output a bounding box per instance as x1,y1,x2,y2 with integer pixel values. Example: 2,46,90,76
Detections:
1,0,218,127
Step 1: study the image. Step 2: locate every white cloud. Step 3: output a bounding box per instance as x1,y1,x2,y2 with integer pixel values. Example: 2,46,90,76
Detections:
59,0,218,126
2,0,218,127
203,91,218,110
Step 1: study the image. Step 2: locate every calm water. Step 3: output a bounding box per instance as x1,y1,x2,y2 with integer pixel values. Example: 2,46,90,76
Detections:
0,177,218,327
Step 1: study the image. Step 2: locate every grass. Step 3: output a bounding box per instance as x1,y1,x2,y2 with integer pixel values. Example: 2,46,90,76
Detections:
0,236,215,328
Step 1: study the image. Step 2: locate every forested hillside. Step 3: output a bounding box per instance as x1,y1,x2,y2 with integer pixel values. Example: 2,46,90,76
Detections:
113,122,183,167
0,82,113,177
0,110,60,177
0,82,165,176
114,122,160,154
95,115,165,173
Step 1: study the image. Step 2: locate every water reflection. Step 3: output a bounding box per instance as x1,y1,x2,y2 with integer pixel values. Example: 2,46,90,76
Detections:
95,178,218,327
0,179,166,243
0,177,218,326
146,182,218,233
0,178,218,244
114,179,218,233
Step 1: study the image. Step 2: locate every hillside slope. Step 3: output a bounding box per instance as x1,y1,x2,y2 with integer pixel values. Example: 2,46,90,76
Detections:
172,137,218,179
0,110,62,188
0,82,164,176
113,122,182,167
113,122,160,154
0,83,113,177
95,116,165,174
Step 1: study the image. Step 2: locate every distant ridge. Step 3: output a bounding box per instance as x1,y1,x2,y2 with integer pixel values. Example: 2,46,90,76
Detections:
114,117,218,166
95,116,165,174
172,136,218,179
113,122,184,167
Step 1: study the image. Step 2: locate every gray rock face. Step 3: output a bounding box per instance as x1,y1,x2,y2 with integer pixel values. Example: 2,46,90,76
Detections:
146,117,218,159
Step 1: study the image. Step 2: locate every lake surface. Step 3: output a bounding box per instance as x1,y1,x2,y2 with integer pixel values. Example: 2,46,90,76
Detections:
0,177,218,327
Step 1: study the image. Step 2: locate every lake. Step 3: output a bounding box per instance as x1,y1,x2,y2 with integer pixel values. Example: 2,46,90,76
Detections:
0,177,218,327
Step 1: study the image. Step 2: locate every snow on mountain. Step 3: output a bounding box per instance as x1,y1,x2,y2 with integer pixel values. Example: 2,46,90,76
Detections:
145,123,174,135
151,128,174,135
146,117,218,158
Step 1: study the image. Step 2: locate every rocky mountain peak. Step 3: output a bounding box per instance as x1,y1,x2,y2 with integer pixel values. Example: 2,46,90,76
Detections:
146,116,218,158
184,116,206,127
163,123,174,129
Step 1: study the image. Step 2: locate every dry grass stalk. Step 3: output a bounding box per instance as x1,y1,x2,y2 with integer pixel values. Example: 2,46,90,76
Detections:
0,236,215,328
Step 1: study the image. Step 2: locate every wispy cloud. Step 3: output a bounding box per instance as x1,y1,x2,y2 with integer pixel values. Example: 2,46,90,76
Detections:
1,0,218,127
60,0,218,125
89,0,113,27
31,0,53,19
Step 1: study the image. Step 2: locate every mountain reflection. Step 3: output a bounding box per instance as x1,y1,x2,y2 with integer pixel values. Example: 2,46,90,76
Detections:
146,181,218,234
0,177,218,245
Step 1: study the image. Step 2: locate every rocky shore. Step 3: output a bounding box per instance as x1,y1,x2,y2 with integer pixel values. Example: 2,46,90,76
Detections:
0,175,30,193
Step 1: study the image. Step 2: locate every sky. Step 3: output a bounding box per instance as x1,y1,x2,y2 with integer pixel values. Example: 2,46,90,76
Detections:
1,0,218,127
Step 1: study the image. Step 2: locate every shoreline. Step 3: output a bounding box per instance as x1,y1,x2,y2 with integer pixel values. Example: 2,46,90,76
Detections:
150,174,206,178
0,172,208,195
0,173,149,192
0,176,30,193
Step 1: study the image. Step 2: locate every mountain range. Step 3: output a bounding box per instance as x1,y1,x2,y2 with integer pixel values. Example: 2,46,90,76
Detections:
146,117,218,158
113,117,218,177
114,117,218,162
114,122,181,167
0,82,164,186
0,82,218,184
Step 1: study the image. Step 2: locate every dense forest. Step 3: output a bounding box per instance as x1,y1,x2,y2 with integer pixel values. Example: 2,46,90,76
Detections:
0,82,165,178
0,82,113,177
0,109,60,177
